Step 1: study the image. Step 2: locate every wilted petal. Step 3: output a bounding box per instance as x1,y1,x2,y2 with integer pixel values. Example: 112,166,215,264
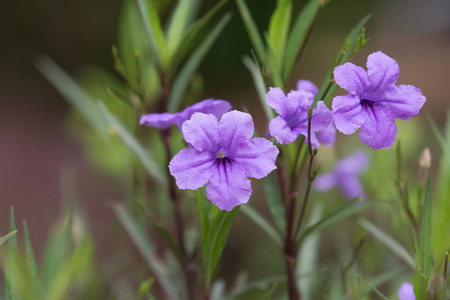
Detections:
169,149,215,190
140,112,181,129
333,94,365,135
219,111,254,155
206,162,252,211
268,115,299,144
334,62,369,95
397,282,415,300
233,137,279,179
379,85,426,120
359,104,397,149
366,51,399,93
266,87,287,115
182,113,219,152
313,172,337,191
297,79,318,96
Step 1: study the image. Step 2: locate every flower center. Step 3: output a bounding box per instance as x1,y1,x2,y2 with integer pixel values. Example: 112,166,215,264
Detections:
216,149,232,165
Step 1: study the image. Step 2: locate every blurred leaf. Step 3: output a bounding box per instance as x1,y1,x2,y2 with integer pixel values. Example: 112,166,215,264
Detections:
168,13,232,112
170,0,228,72
204,207,239,290
262,278,280,300
0,231,17,247
195,188,210,245
23,220,42,300
210,279,226,300
359,219,416,269
5,207,19,300
240,205,283,247
283,0,320,80
359,266,407,297
166,0,199,56
138,278,155,299
107,87,132,106
428,114,446,152
97,102,166,185
264,34,284,89
355,274,390,300
261,173,286,236
418,173,432,275
267,0,292,69
114,203,181,300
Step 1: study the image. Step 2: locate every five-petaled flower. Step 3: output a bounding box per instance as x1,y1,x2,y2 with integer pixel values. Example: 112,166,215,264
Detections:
332,51,426,150
266,86,333,148
313,150,369,200
169,110,279,211
140,99,231,131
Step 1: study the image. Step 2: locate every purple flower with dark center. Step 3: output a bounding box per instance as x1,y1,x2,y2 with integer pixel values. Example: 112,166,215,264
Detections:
139,99,232,131
313,150,369,200
266,87,333,148
332,51,426,150
397,282,415,300
169,110,279,211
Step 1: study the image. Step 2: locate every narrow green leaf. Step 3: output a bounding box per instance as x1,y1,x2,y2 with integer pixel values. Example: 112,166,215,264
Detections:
195,188,210,245
166,0,199,56
359,218,416,269
168,13,231,112
283,0,320,80
260,173,286,235
5,207,19,300
23,220,42,300
414,272,429,300
204,207,239,290
262,278,280,300
107,87,132,106
170,0,228,72
114,203,181,300
419,173,432,276
267,0,292,69
265,34,284,89
236,0,266,63
428,114,446,152
97,102,166,185
0,231,17,247
241,205,283,247
355,274,390,300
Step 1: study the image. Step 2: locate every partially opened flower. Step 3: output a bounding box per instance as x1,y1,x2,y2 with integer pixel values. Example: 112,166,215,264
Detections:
313,150,369,200
169,110,279,211
140,99,232,131
397,282,415,300
332,51,426,149
266,87,333,148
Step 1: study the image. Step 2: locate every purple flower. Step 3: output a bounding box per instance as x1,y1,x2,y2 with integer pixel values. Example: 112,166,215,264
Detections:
397,282,415,300
140,99,232,131
313,150,369,200
266,87,333,148
169,110,279,211
332,51,426,150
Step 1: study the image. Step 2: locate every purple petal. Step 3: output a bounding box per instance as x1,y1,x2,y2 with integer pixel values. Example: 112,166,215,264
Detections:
286,90,314,111
206,163,252,211
311,101,333,131
313,172,337,191
316,116,336,147
359,104,397,150
233,137,279,179
182,113,219,152
297,80,318,96
140,112,181,129
338,175,366,200
266,87,287,115
366,51,399,93
183,99,232,123
397,282,415,300
335,150,369,175
268,115,299,144
332,94,365,135
334,62,369,95
169,149,215,190
378,85,426,120
219,111,254,154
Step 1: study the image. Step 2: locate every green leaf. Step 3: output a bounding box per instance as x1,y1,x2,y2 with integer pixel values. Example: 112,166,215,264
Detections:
355,274,390,300
242,56,273,123
267,0,292,69
419,173,432,275
240,205,283,247
23,220,42,300
168,13,231,112
97,102,166,185
236,0,266,63
283,0,320,80
107,87,132,106
359,218,416,269
5,207,19,300
114,203,181,300
428,114,446,152
204,207,239,290
195,188,210,246
170,0,228,72
0,231,17,247
166,0,199,56
261,173,286,235
265,34,284,89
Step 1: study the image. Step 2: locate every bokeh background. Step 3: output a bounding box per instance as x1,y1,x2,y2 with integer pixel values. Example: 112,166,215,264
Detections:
1,0,449,296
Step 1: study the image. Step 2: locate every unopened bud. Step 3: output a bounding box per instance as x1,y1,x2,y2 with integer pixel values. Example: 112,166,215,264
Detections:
418,148,431,184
